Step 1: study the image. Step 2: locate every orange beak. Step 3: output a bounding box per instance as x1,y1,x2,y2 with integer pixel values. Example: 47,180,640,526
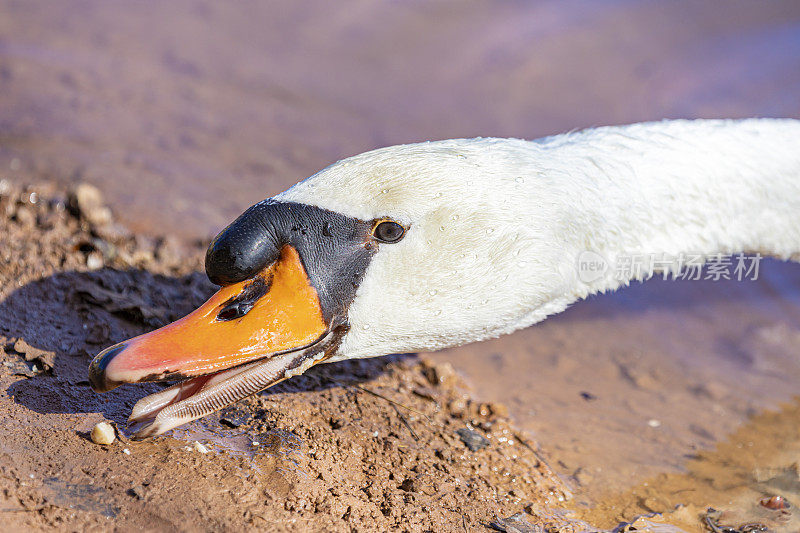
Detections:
88,245,328,393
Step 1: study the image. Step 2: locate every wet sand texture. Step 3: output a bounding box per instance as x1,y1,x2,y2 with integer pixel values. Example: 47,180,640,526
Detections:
2,1,800,531
0,183,577,531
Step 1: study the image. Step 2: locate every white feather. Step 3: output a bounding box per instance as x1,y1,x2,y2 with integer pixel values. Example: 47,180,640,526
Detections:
274,119,800,361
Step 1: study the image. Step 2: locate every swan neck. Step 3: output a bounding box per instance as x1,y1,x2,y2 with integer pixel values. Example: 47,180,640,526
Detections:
566,119,800,287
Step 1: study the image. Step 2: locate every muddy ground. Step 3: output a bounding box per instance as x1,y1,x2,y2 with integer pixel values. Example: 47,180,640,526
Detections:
0,182,583,532
3,1,800,531
2,184,800,533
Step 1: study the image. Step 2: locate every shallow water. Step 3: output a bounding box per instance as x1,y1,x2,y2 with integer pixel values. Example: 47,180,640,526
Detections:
3,0,800,528
583,395,800,530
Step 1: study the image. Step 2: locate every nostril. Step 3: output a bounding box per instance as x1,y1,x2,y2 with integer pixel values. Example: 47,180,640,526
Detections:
88,342,127,392
216,302,252,321
215,276,271,322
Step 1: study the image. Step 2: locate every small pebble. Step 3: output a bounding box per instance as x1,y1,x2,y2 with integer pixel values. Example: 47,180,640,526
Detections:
123,448,131,455
14,206,35,227
91,422,116,445
448,397,468,418
486,402,509,418
67,182,112,226
86,252,104,270
193,441,209,454
219,405,251,428
422,360,457,387
647,419,661,428
761,495,790,510
128,484,146,499
456,427,490,451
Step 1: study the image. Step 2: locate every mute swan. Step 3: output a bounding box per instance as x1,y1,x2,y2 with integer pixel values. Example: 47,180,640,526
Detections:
88,118,800,438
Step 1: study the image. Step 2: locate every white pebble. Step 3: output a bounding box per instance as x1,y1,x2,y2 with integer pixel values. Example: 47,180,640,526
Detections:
86,253,104,270
91,422,116,445
192,441,209,454
647,419,661,428
123,448,131,455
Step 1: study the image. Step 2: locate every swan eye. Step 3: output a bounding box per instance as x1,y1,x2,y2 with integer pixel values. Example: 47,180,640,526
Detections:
373,220,405,243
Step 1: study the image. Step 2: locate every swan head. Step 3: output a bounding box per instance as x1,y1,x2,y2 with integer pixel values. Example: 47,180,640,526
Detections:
89,138,582,437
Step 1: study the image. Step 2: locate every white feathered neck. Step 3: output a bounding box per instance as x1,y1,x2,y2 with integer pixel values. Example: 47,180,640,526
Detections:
276,119,800,361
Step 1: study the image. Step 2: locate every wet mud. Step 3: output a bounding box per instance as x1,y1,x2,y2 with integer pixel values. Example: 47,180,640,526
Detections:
0,182,573,531
4,173,800,533
584,398,800,532
3,1,800,531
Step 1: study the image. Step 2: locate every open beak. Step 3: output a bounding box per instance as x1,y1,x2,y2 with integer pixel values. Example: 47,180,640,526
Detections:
88,245,332,439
